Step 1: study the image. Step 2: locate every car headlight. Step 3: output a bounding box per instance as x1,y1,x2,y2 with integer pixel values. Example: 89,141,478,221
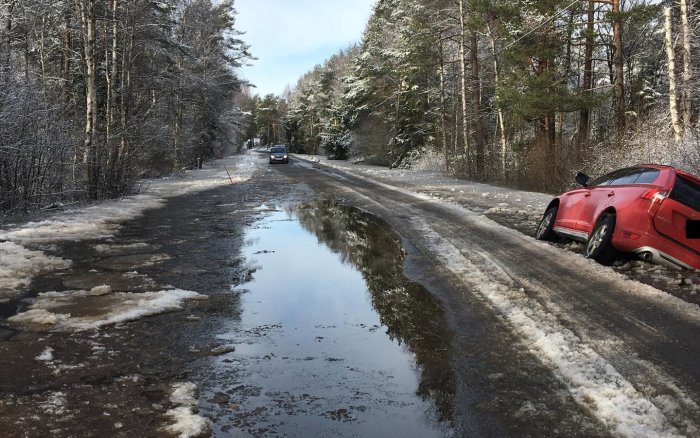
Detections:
283,155,288,159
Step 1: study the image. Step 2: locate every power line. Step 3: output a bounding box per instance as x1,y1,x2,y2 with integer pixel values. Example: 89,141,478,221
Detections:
496,0,583,55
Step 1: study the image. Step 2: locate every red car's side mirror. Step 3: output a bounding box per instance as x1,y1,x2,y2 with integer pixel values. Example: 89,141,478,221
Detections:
575,172,590,187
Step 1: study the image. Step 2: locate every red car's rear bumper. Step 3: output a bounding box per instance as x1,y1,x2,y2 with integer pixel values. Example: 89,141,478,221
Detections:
613,230,700,269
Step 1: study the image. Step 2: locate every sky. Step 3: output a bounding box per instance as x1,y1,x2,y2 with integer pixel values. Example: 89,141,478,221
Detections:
234,0,376,97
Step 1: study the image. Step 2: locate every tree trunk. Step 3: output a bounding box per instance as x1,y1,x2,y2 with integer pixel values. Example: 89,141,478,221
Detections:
533,55,557,190
471,31,485,179
22,5,28,79
78,0,98,194
578,0,595,157
611,0,625,132
393,83,401,166
438,36,449,172
679,0,692,128
39,15,47,95
118,0,132,163
458,0,470,175
106,0,118,174
4,0,14,63
487,24,508,181
665,7,682,142
173,90,183,170
62,6,71,98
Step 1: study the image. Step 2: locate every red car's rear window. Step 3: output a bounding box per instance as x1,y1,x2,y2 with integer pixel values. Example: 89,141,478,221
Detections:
634,169,660,184
670,175,700,212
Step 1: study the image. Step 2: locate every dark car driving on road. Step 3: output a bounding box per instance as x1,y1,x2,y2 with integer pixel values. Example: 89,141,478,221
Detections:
535,165,700,270
269,145,289,164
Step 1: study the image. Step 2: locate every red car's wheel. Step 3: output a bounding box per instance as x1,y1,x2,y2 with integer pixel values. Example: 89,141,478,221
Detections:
535,206,558,241
584,214,616,264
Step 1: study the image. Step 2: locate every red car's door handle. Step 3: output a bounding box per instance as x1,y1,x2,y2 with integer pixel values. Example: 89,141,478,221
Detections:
584,192,591,197
608,191,615,197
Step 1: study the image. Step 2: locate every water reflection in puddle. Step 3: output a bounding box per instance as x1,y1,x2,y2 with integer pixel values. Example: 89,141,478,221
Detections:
208,202,453,437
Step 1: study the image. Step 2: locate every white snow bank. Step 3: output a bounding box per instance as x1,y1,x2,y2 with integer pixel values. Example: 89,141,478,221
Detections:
163,382,211,438
0,242,70,300
8,289,206,331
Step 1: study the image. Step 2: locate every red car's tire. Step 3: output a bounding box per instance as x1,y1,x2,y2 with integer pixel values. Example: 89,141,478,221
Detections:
535,206,558,241
584,214,616,264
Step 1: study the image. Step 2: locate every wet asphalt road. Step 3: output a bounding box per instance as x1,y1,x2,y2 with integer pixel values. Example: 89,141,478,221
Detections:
0,152,698,437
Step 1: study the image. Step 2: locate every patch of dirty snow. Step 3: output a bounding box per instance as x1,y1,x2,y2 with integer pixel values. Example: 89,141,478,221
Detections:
8,289,206,331
12,309,70,325
0,195,166,245
35,346,54,362
163,382,211,438
94,242,153,255
0,242,70,300
35,347,86,375
40,391,67,416
170,382,198,405
88,285,112,296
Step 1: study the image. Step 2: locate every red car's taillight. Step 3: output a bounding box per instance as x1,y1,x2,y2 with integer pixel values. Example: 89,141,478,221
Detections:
641,189,669,200
641,189,669,215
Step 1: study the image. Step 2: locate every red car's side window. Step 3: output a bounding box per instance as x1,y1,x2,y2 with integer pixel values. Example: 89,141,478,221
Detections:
589,167,660,187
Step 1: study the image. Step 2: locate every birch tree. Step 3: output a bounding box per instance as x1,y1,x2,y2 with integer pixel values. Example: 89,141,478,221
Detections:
665,7,682,141
679,0,692,128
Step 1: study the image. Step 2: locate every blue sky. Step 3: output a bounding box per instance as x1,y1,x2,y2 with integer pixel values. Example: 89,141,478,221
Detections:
235,0,376,97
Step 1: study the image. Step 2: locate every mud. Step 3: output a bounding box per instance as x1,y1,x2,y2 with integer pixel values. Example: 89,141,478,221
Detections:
0,175,280,437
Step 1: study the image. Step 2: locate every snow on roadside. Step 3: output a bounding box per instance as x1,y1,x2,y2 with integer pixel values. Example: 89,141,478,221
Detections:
0,195,167,245
0,153,255,302
0,241,70,302
410,210,694,437
163,382,211,438
8,288,207,331
0,154,256,246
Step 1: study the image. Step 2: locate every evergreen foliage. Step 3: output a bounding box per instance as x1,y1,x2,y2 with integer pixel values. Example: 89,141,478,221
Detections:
273,0,699,191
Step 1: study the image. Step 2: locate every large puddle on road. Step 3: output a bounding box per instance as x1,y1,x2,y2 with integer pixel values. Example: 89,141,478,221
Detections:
202,202,454,436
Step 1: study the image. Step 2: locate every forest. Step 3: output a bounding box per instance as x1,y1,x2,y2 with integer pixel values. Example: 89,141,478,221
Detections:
2,0,699,213
252,0,700,192
0,0,251,212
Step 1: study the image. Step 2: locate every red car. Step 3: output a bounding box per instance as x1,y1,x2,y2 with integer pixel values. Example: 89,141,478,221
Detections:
535,165,700,270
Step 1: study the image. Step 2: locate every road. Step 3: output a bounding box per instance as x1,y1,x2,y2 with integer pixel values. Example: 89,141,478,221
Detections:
0,152,698,437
